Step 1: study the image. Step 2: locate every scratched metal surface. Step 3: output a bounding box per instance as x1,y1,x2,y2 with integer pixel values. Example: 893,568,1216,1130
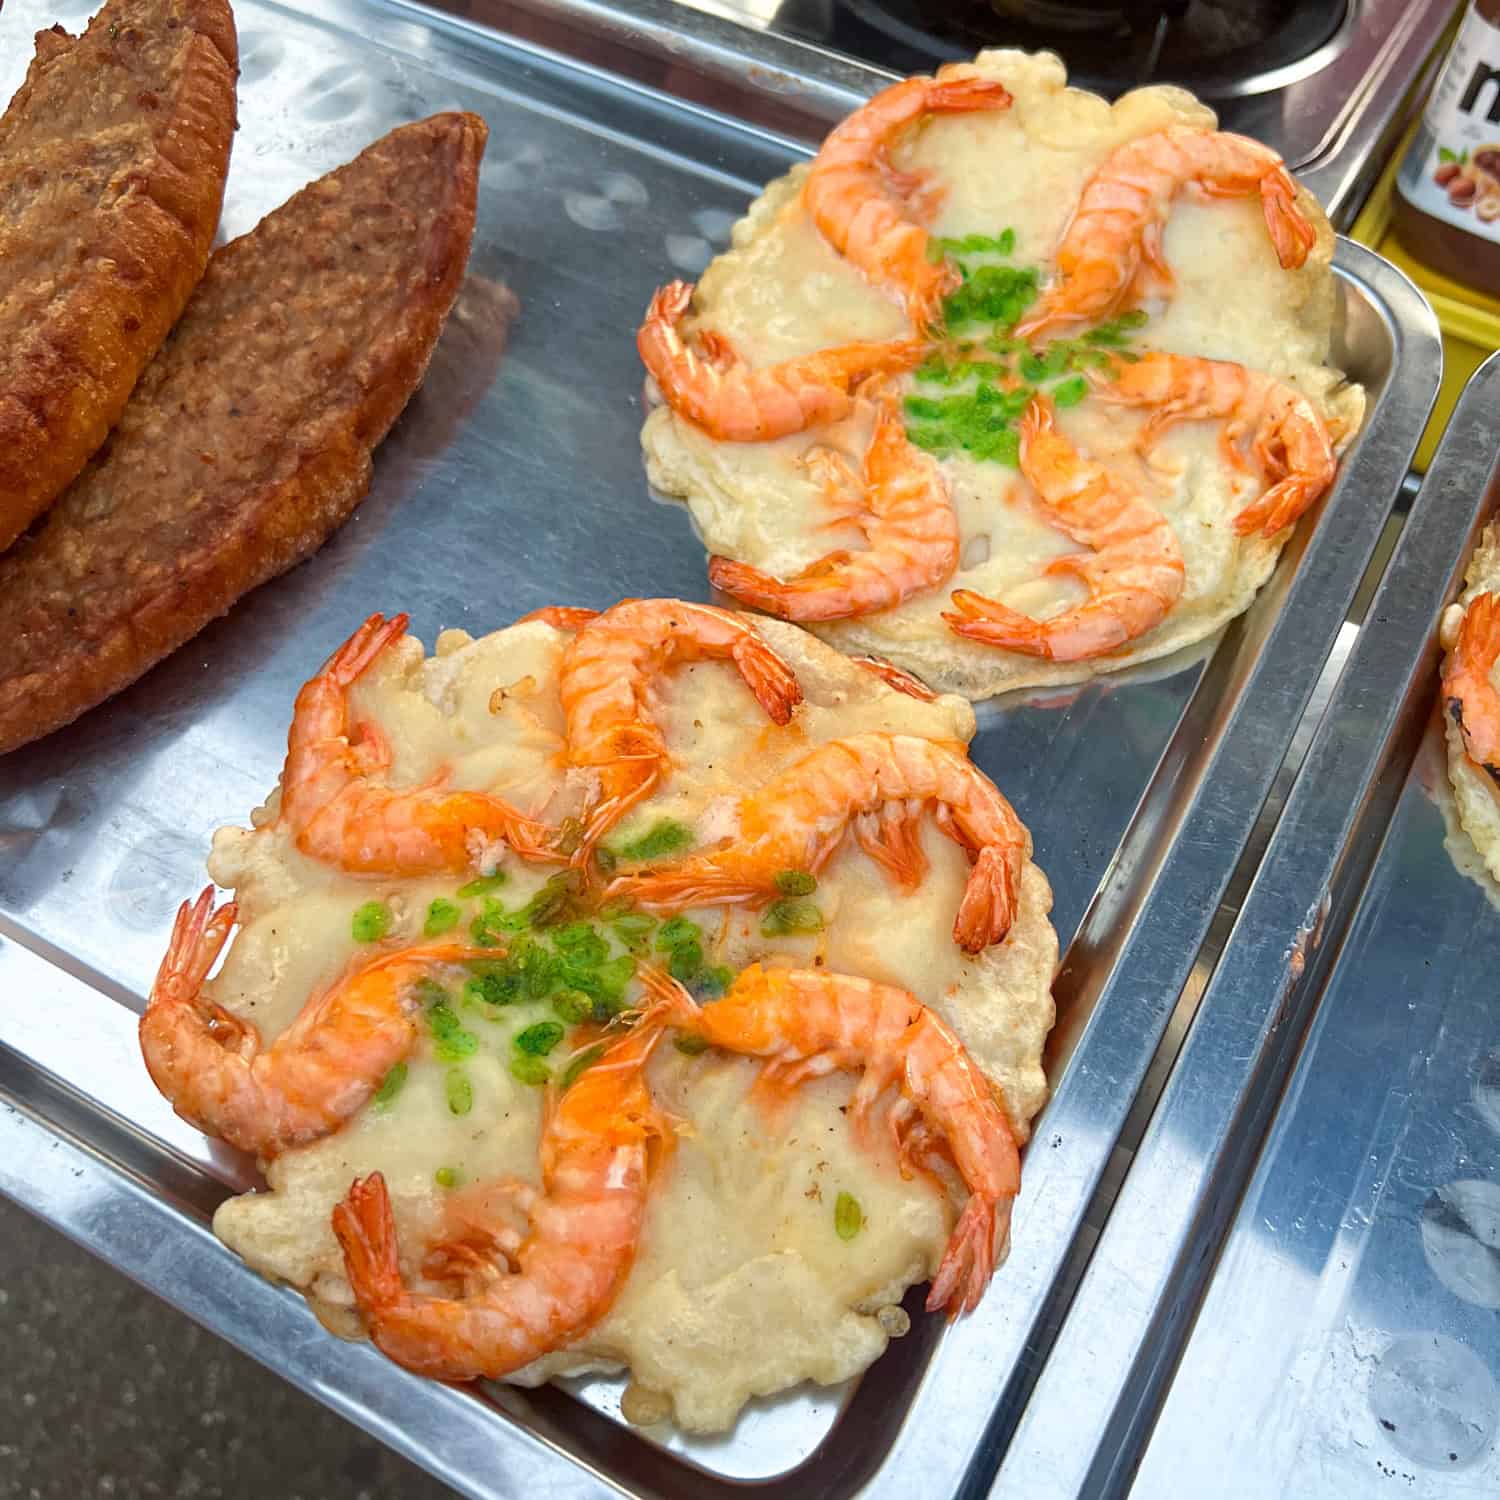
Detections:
1121,358,1500,1498
0,1,1439,1497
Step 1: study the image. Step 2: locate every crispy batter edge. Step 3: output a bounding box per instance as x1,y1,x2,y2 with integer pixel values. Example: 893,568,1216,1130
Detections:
0,112,489,755
0,0,239,549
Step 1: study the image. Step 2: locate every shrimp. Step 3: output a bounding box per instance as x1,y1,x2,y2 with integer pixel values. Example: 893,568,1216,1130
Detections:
1014,126,1317,341
708,399,959,620
638,279,923,443
514,605,600,632
641,964,1019,1314
278,614,558,874
139,888,493,1157
559,598,803,853
803,68,1014,328
331,1022,668,1381
607,732,1028,952
1444,592,1500,778
942,395,1184,660
853,655,938,701
1093,351,1337,537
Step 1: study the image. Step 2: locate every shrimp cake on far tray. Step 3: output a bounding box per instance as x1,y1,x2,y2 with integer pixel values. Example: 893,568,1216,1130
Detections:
1441,524,1500,885
639,50,1367,699
139,600,1057,1433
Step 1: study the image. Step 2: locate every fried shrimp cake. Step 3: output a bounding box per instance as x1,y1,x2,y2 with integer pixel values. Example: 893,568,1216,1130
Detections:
0,111,489,755
0,0,238,548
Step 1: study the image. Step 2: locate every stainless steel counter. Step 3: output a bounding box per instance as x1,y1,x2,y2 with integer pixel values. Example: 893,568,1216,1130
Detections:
0,1,1445,1496
1003,358,1500,1498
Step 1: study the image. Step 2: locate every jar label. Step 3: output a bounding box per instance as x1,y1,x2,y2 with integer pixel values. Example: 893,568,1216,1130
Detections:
1396,3,1500,240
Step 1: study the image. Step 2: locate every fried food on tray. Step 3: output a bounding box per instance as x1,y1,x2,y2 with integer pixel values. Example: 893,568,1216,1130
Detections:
1441,524,1500,884
639,50,1368,699
0,0,237,551
143,602,1057,1432
0,111,488,755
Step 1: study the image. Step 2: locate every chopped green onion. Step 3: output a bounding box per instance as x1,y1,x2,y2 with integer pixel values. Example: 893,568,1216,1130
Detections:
561,1043,605,1089
428,1001,478,1062
616,818,695,863
510,1054,550,1086
465,964,521,1008
552,989,592,1025
424,898,461,937
446,1069,473,1116
668,941,703,985
761,899,825,938
515,1021,565,1057
554,922,609,964
594,844,618,875
694,964,735,1001
372,1062,407,1110
526,873,582,929
351,901,392,943
1051,375,1089,408
774,870,817,896
434,1166,462,1189
656,916,702,951
457,873,507,898
835,1191,864,1241
673,1032,710,1056
611,912,655,940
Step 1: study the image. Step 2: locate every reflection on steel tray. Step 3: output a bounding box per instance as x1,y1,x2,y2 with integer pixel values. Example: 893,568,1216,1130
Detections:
1017,354,1500,1498
0,1,1439,1497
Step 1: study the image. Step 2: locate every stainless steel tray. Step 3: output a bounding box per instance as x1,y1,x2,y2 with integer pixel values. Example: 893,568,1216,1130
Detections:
0,1,1439,1495
998,357,1500,1499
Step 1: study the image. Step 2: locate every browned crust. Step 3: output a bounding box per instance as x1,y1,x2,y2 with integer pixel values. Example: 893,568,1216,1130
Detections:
0,112,489,754
0,0,238,549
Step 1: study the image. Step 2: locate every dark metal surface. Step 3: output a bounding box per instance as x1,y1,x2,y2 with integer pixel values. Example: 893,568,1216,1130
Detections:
0,0,1441,1495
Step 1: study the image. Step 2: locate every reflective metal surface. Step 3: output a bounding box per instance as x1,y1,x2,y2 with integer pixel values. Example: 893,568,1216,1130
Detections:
1001,356,1500,1500
526,0,1457,225
0,1,1439,1494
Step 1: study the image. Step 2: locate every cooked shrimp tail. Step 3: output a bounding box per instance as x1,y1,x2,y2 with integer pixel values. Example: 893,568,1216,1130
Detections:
926,1192,1007,1315
515,606,601,632
954,844,1018,952
853,655,938,700
638,279,923,442
942,396,1184,660
334,1172,407,1308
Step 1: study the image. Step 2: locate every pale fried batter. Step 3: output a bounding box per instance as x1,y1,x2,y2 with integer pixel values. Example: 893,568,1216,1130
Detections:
0,112,489,754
